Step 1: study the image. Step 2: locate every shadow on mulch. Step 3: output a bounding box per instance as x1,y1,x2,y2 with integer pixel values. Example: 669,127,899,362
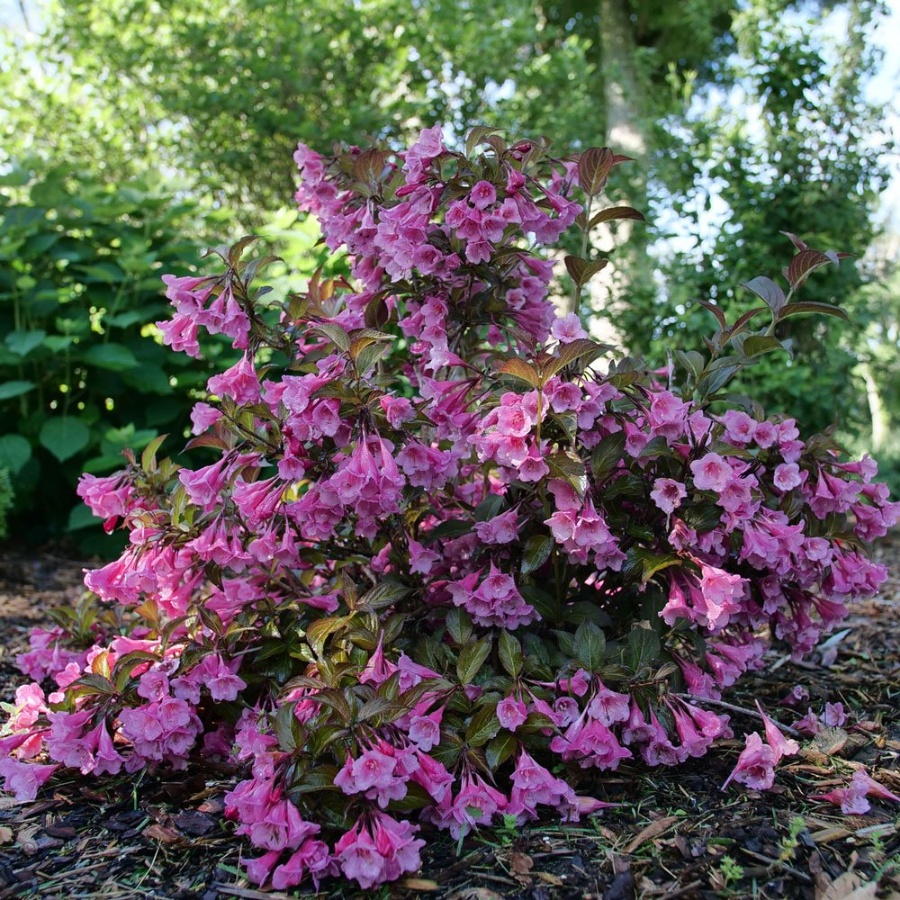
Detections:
0,542,898,900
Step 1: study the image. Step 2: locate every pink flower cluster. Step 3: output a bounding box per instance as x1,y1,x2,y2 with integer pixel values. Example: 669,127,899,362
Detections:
2,127,897,891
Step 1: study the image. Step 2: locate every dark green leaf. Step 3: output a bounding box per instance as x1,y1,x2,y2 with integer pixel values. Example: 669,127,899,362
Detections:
5,330,46,357
741,276,785,314
457,635,492,684
81,343,140,371
485,732,518,769
625,626,661,671
520,534,552,576
466,703,500,747
572,620,606,671
498,631,523,678
39,417,90,462
591,431,626,480
0,380,37,400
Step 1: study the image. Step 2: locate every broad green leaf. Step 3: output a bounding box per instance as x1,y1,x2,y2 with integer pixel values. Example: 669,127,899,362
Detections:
0,380,36,400
498,630,523,678
739,334,786,359
741,276,785,314
82,343,140,371
674,350,705,380
77,262,126,283
474,493,505,522
564,255,609,287
785,248,833,287
466,703,500,747
520,533,552,576
591,431,626,480
546,449,587,496
485,732,518,769
359,580,411,611
542,337,608,378
0,434,32,473
445,607,474,645
572,620,606,671
67,503,97,532
456,635,492,684
625,625,661,671
520,584,560,623
43,336,75,353
39,417,90,462
626,546,683,584
314,323,351,351
5,330,46,357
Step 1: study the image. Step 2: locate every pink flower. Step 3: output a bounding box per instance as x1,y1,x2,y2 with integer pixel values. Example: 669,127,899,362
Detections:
335,813,424,889
271,838,331,890
473,509,519,544
497,697,528,731
206,355,261,405
333,748,408,808
551,313,588,343
812,768,900,815
650,478,687,515
469,180,497,210
773,462,802,491
441,772,508,839
690,452,733,492
586,684,630,726
822,702,846,727
0,758,58,801
755,703,799,763
408,709,442,752
722,732,777,791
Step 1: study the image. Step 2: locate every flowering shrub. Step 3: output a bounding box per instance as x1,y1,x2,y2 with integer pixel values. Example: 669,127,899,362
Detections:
2,127,898,890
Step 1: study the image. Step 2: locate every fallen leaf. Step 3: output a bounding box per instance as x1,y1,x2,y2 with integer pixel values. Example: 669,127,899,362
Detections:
819,871,878,900
509,851,533,876
625,815,679,853
535,872,564,886
0,825,13,844
400,878,440,891
16,824,40,855
811,726,849,757
173,810,217,836
445,890,504,900
143,823,181,843
811,826,852,844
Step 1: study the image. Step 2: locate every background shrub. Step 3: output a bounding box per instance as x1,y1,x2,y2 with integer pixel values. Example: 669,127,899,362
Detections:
0,160,238,546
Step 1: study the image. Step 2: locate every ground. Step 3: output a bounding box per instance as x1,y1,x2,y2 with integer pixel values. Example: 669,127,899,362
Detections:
0,540,898,900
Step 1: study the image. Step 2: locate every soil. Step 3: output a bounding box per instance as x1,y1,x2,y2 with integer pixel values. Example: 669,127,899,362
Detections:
0,541,898,900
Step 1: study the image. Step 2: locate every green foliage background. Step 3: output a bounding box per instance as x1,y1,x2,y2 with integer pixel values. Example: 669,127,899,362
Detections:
0,0,895,544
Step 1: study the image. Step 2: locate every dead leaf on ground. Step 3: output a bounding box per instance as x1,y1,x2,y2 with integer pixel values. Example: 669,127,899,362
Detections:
143,822,181,843
445,890,504,900
0,825,13,844
16,824,40,854
508,850,533,876
625,815,679,853
400,877,440,891
818,871,879,900
810,727,850,757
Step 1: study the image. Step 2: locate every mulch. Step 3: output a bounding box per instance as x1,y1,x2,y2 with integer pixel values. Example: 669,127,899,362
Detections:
0,540,898,900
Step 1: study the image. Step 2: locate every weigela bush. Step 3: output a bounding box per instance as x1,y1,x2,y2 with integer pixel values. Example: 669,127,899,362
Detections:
2,127,898,890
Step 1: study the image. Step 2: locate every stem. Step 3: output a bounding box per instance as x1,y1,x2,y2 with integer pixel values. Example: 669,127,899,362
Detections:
572,195,593,317
676,693,803,739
